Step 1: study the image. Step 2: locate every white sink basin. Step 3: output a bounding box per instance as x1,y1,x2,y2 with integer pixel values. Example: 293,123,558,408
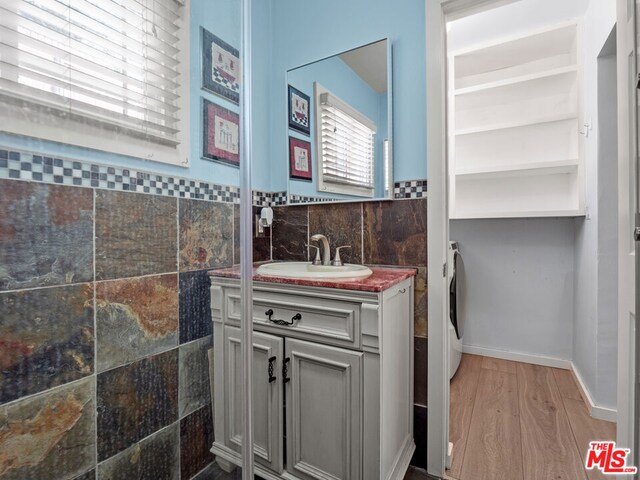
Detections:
256,262,373,280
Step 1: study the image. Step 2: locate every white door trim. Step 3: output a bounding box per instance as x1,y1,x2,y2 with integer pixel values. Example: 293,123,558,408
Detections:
424,0,544,476
425,1,449,475
616,0,638,471
428,1,637,477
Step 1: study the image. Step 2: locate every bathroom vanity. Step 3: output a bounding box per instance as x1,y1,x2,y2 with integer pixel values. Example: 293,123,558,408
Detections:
208,265,416,480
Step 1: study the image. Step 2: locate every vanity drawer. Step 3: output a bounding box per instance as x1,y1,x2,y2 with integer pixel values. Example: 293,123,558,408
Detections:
224,289,361,349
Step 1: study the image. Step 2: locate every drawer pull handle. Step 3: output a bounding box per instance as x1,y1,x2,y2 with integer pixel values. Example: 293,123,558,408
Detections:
282,357,290,383
268,356,277,383
264,309,301,326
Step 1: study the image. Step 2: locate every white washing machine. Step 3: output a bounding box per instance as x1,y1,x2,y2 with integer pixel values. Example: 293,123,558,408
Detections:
449,241,464,379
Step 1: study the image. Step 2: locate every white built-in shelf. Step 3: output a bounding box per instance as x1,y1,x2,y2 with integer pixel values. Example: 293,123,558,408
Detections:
454,112,578,136
452,209,586,220
452,22,578,88
455,159,579,180
448,21,584,219
453,65,578,96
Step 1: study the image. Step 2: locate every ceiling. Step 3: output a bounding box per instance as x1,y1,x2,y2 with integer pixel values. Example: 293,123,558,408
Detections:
339,40,388,93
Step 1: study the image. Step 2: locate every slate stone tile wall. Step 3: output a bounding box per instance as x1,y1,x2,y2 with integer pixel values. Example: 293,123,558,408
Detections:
271,198,429,468
0,377,95,480
0,181,94,289
0,150,428,475
94,190,179,281
0,174,245,479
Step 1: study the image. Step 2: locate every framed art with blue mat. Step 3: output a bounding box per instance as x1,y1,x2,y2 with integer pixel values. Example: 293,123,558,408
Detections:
202,28,240,104
288,85,310,136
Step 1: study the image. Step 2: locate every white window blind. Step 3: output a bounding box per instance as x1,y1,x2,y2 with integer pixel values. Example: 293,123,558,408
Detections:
315,83,376,197
0,0,188,164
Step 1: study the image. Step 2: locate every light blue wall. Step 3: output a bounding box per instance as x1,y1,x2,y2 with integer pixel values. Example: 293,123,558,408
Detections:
451,218,576,361
287,56,387,199
267,0,426,191
250,0,274,191
1,0,425,190
595,51,618,410
189,0,241,186
573,0,617,410
0,0,243,186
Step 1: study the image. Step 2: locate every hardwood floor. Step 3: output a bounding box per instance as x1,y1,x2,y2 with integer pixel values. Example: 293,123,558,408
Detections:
447,355,616,480
461,368,523,480
448,354,482,479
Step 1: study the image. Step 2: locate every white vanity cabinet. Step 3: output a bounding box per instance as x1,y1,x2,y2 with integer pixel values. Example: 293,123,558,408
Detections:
209,274,415,480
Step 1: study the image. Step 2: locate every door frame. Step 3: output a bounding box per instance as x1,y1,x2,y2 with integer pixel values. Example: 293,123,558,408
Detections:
616,0,639,472
425,0,516,475
427,1,638,477
424,0,589,476
425,0,449,474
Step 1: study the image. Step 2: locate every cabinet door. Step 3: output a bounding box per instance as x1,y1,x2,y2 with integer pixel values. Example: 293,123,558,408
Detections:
285,338,363,480
223,326,284,473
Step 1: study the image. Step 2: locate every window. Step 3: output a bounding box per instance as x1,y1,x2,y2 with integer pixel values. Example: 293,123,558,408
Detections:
0,0,189,166
314,82,376,197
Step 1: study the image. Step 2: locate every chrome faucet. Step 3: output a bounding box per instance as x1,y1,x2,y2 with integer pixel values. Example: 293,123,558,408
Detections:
331,246,351,266
310,234,331,265
307,244,322,265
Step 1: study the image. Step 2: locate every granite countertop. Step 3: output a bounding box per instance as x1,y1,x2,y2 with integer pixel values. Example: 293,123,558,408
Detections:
208,263,417,293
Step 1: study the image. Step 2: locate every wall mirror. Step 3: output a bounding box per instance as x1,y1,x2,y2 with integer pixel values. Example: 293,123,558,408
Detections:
286,39,393,203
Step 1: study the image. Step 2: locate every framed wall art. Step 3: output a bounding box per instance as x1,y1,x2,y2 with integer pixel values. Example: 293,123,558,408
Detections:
289,137,312,181
288,85,310,135
202,28,240,104
203,99,240,167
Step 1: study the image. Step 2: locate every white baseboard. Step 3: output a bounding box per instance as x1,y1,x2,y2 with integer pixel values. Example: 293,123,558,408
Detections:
570,362,617,423
459,345,618,423
591,404,617,422
461,344,572,369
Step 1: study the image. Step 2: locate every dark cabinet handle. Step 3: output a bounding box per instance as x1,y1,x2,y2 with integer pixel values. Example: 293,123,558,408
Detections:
265,309,301,326
268,356,276,383
282,357,290,384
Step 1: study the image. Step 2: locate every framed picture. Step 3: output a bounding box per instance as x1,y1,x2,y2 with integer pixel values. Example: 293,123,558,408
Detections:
203,99,240,167
202,28,240,104
288,85,310,135
289,137,312,181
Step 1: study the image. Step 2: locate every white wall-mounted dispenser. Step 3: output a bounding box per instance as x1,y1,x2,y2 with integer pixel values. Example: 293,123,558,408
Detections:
256,207,273,235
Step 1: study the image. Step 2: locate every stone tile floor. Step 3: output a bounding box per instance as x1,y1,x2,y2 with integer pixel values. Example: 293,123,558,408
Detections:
404,466,434,479
194,463,433,479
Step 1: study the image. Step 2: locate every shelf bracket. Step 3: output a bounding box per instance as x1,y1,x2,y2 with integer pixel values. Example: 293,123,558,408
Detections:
579,119,592,137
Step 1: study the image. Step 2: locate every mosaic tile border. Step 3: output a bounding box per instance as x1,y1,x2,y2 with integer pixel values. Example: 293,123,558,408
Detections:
0,149,241,203
289,181,427,204
394,180,427,199
1,148,427,204
0,148,273,206
252,191,270,207
289,194,340,204
271,191,288,206
252,191,288,207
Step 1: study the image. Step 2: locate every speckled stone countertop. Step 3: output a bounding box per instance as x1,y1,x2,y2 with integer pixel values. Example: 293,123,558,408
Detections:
208,264,417,293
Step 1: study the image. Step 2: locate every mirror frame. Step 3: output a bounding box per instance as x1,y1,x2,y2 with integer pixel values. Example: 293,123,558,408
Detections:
284,37,394,205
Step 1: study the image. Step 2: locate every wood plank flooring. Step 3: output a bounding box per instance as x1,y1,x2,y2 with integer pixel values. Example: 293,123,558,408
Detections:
447,355,616,480
448,354,482,479
461,368,523,480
